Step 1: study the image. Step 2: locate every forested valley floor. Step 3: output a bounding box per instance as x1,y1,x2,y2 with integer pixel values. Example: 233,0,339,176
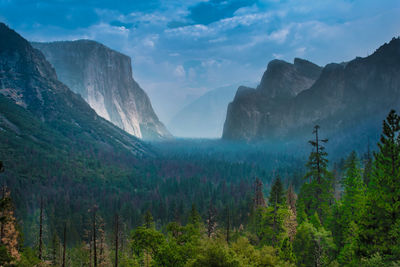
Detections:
1,110,400,266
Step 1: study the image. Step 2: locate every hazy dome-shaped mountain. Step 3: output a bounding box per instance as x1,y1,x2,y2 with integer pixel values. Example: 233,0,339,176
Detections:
168,82,256,138
32,40,171,140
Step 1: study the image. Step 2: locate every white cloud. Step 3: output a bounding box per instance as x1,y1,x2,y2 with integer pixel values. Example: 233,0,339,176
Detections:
267,27,290,43
174,65,186,77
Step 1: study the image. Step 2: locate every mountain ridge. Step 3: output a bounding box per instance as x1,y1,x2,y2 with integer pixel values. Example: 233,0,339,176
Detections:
223,37,400,146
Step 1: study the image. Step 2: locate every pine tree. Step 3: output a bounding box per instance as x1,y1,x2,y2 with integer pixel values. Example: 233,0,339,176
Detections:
97,217,111,267
329,151,365,264
62,223,66,267
341,151,365,219
268,176,285,246
188,204,201,226
358,110,400,259
253,178,266,208
90,205,99,267
144,210,154,229
269,176,285,208
38,196,43,260
286,183,297,214
363,139,373,186
114,213,119,267
207,201,217,238
299,125,334,224
225,207,230,244
0,188,20,262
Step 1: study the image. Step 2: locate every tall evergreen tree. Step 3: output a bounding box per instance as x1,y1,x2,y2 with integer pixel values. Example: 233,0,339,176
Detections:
298,125,334,224
363,139,373,186
38,196,43,260
329,152,365,264
207,201,217,238
358,110,400,259
188,204,202,226
144,210,154,229
253,178,266,208
341,152,365,218
269,176,285,208
286,183,297,213
114,213,119,267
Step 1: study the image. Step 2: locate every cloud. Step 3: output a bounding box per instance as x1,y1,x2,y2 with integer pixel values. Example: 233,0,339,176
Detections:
174,65,186,77
267,27,290,43
187,0,257,25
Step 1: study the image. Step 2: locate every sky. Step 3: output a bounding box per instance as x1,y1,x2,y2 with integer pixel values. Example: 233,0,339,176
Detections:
1,0,400,123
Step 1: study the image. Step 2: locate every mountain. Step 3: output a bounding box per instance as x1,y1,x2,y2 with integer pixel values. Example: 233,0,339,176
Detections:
223,58,323,140
0,23,150,157
168,82,255,138
223,38,400,150
32,40,171,140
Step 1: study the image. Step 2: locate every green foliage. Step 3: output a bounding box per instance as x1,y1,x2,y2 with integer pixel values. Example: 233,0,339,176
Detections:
188,204,202,226
280,237,296,263
143,210,154,229
131,226,165,258
293,221,336,267
300,125,335,223
358,110,400,260
0,245,13,266
17,247,40,267
268,176,285,207
67,243,90,267
187,238,240,267
248,205,289,247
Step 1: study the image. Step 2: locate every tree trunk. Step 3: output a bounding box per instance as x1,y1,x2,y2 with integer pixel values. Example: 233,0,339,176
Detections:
226,208,230,244
39,197,43,260
93,206,97,267
62,224,66,267
115,214,119,267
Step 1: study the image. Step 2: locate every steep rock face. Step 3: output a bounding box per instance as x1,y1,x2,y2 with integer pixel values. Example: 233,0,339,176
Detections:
223,58,322,140
32,40,171,140
0,23,149,156
223,38,400,143
258,58,322,99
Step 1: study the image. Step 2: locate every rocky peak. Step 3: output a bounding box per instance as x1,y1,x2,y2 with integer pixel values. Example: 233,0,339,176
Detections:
0,23,57,83
257,58,322,99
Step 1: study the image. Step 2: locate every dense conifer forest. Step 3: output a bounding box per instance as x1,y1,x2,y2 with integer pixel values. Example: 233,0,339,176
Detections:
0,110,399,266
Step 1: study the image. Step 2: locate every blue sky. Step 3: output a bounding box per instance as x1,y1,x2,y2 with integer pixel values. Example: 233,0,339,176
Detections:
1,0,400,123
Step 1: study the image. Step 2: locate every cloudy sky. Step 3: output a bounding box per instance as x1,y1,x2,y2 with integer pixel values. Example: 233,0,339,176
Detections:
1,0,400,123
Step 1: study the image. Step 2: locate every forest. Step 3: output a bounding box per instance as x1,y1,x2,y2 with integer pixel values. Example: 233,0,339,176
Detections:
0,109,399,266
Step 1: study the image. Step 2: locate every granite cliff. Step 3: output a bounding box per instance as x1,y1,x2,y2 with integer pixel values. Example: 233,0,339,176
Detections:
32,40,171,140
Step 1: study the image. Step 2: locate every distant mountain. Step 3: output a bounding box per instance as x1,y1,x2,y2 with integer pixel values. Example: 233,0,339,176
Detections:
0,23,149,157
32,40,171,140
223,38,400,150
168,82,256,138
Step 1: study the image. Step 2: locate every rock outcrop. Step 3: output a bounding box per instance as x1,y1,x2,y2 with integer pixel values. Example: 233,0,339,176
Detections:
223,38,400,145
32,40,171,140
